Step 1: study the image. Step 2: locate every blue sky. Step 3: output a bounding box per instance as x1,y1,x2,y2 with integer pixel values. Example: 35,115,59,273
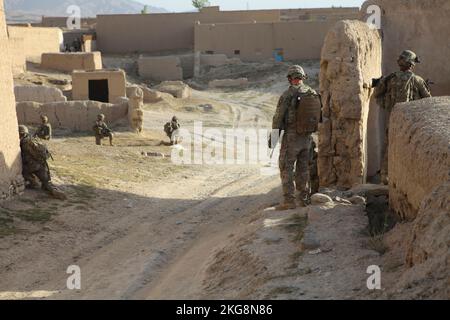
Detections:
139,0,366,12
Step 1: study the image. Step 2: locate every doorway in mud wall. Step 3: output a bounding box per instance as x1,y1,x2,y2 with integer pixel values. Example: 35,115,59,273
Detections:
89,79,109,103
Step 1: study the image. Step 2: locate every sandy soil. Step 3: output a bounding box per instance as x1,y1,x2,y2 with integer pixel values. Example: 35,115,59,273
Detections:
0,60,431,300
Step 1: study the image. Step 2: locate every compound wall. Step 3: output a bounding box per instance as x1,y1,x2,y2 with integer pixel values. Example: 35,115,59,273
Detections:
40,16,97,29
8,37,26,75
362,0,450,96
195,19,341,61
138,56,183,81
14,85,67,103
16,100,128,132
388,97,450,221
96,8,280,54
41,52,102,72
7,25,62,62
281,7,360,21
0,1,24,200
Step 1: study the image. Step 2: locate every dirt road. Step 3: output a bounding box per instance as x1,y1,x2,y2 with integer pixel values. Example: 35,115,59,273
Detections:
1,61,391,300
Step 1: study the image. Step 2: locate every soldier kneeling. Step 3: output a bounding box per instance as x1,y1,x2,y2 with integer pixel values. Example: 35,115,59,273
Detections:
164,116,181,145
93,114,114,146
34,115,52,140
19,125,66,200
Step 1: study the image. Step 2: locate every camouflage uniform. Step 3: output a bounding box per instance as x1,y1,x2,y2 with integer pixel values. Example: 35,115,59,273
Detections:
273,65,318,207
374,50,431,182
164,116,181,145
34,116,52,140
19,125,65,200
93,114,114,146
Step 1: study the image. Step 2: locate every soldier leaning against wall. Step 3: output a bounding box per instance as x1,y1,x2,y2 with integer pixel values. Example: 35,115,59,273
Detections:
19,125,66,200
373,50,431,185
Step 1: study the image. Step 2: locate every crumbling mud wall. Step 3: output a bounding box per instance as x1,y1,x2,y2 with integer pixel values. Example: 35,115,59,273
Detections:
153,81,192,99
0,2,24,200
41,52,102,72
14,85,67,103
319,20,382,188
8,37,26,75
400,182,450,299
16,100,128,132
362,0,450,96
138,56,183,81
7,26,62,62
388,97,450,221
126,86,144,133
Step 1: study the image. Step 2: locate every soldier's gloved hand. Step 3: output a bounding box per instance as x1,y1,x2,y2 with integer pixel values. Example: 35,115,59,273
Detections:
268,129,281,149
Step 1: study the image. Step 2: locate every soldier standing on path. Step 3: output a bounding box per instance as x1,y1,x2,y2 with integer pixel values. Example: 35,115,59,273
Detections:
19,125,66,200
271,65,321,210
374,50,431,184
34,115,52,140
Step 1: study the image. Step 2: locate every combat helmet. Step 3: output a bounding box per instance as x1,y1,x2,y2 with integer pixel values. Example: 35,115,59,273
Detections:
398,50,420,67
97,114,105,120
18,125,29,135
287,65,307,80
41,115,49,123
172,116,178,122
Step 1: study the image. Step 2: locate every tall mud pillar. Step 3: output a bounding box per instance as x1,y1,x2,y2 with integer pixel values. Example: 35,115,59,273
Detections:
319,20,382,189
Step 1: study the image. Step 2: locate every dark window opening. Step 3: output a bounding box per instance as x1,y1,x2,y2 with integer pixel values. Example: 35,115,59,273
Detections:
234,50,241,55
205,50,214,55
89,79,109,103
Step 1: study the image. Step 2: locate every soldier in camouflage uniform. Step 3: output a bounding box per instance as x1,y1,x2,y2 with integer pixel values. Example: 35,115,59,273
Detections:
93,114,114,146
374,50,431,184
164,116,181,145
272,65,319,210
19,125,66,200
34,115,52,140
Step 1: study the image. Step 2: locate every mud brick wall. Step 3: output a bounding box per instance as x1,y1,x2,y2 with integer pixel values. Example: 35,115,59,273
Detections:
41,52,102,72
0,1,24,200
388,97,450,221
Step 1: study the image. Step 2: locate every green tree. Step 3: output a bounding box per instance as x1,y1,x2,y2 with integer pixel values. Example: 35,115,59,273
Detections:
141,5,149,14
192,0,210,10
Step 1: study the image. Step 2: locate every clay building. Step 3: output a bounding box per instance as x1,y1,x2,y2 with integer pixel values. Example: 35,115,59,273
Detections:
96,6,281,54
7,25,62,62
194,18,343,62
0,0,24,200
72,69,127,104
